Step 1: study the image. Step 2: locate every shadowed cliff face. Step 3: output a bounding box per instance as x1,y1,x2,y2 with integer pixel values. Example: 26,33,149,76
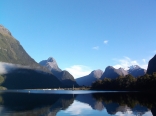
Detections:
147,55,156,75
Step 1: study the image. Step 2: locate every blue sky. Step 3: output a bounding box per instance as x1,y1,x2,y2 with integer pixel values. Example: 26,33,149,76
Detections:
1,0,156,78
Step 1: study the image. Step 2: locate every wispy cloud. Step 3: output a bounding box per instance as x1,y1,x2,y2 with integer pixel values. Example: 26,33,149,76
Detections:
113,57,148,70
104,40,108,44
64,65,92,78
92,46,99,50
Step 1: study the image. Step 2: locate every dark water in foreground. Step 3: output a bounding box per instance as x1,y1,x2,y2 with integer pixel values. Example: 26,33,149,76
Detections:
0,90,155,116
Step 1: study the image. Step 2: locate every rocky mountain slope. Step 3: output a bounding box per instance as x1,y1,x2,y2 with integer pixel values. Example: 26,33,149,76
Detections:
76,69,103,86
101,66,128,79
39,57,79,87
128,65,146,77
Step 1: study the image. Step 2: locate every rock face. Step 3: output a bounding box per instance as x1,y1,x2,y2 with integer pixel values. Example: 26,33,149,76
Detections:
39,57,62,72
101,66,128,79
147,55,156,75
128,65,146,77
39,57,79,87
76,69,103,86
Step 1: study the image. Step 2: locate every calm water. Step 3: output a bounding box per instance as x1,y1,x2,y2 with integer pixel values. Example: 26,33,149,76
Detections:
0,90,155,116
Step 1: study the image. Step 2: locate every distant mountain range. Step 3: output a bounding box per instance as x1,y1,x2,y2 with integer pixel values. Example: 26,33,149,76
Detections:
101,65,146,79
39,57,79,87
76,69,103,86
76,65,146,86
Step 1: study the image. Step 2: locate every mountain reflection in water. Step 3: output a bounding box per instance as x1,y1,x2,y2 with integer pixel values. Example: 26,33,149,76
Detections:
0,90,155,116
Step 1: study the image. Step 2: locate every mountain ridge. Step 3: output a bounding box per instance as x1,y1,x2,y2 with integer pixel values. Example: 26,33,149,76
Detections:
76,69,103,86
39,57,79,87
77,65,146,86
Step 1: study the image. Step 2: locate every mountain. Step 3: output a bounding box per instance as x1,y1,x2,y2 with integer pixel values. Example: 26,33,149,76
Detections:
0,25,63,89
147,54,156,75
101,66,128,79
39,57,62,73
55,70,79,87
39,57,79,87
0,25,48,71
128,65,146,77
1,67,64,89
76,69,103,86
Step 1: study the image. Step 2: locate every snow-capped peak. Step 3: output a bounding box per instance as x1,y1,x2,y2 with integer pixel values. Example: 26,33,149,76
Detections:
128,65,140,70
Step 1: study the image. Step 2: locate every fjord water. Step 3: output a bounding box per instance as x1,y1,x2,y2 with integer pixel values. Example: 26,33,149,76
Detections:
0,90,155,116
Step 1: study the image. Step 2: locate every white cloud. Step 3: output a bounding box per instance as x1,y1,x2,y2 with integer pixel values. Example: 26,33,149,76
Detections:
64,65,92,78
104,40,108,44
92,46,99,50
113,57,148,70
115,111,134,116
142,59,146,63
0,62,20,74
64,100,92,115
141,64,148,69
143,111,153,116
0,62,31,74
